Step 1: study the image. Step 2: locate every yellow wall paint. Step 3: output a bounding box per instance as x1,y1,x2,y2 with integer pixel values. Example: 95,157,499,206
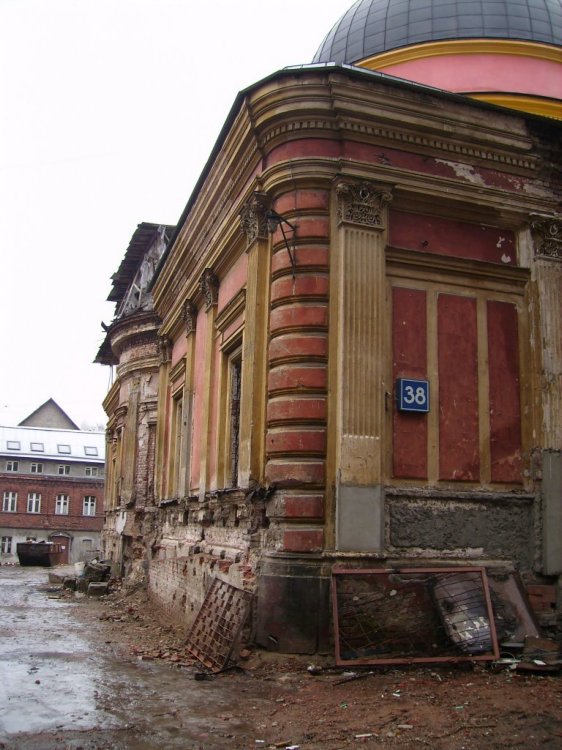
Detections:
358,39,562,69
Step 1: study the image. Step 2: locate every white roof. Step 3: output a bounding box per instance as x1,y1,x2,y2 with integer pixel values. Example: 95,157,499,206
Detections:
0,425,105,463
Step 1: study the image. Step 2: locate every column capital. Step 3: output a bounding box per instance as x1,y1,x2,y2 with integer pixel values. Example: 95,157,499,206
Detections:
158,335,172,364
199,268,219,310
530,215,562,260
336,180,393,229
183,298,198,335
239,192,271,245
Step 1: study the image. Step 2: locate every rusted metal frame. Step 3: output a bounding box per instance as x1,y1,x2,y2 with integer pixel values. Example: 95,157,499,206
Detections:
331,566,500,667
186,578,251,672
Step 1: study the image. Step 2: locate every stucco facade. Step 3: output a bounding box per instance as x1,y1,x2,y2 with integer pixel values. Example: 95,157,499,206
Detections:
97,63,562,652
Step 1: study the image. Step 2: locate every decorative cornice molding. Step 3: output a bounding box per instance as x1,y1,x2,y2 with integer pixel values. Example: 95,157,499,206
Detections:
199,268,220,310
182,298,198,335
215,288,246,334
259,116,535,171
111,329,159,358
336,180,393,228
115,356,161,382
362,39,562,69
239,192,271,245
158,336,172,364
114,405,128,420
386,246,530,291
530,216,562,260
169,358,186,386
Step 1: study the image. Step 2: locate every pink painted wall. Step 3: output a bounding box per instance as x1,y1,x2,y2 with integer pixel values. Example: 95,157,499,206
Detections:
218,253,248,313
379,54,562,100
208,338,221,487
189,309,208,490
171,335,187,369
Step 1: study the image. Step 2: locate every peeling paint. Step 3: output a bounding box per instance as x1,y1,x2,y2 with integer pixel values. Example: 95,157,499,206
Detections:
434,160,486,186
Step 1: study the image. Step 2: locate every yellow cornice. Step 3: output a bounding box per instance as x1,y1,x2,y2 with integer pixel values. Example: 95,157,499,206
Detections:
470,93,562,120
359,39,562,70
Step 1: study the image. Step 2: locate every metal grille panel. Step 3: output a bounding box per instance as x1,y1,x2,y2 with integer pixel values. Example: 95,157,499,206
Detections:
186,578,251,672
332,567,499,666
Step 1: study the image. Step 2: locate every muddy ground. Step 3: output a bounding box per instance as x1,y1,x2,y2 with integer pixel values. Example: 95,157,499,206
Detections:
2,567,562,749
81,580,562,749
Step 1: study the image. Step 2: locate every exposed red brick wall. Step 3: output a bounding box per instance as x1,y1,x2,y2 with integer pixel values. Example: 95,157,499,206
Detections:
0,474,104,531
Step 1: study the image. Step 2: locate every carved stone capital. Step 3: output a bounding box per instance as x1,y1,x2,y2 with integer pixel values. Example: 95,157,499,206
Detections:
530,216,562,260
158,336,172,364
239,192,270,245
199,268,219,310
183,298,198,335
336,181,393,228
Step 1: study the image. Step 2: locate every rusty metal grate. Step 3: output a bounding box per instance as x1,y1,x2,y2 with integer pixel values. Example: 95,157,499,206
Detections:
186,578,252,672
332,567,499,666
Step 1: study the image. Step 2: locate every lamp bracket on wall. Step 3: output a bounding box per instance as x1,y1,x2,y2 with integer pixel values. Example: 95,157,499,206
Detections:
266,209,297,279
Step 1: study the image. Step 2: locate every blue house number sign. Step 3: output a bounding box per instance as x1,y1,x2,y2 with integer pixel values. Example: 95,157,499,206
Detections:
396,378,430,413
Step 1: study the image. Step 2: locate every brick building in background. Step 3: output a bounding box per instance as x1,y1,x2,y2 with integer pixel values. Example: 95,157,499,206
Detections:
0,399,105,564
97,0,562,652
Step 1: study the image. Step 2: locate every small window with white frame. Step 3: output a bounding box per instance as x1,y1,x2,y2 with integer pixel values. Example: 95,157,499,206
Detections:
1,536,12,554
55,494,70,515
2,491,17,512
27,492,41,513
30,442,44,452
83,495,96,516
57,444,71,454
58,465,70,475
84,446,98,456
6,460,19,472
30,463,43,474
84,466,98,477
7,441,20,450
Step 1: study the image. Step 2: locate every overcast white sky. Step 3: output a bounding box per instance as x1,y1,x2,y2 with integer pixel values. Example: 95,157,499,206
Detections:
0,0,352,429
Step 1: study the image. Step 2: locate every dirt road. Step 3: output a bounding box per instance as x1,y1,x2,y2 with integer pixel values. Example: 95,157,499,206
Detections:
1,565,561,749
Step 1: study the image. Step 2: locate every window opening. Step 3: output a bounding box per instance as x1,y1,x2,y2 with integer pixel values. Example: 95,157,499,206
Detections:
55,494,70,515
27,493,41,513
1,536,12,554
229,358,242,487
2,491,17,512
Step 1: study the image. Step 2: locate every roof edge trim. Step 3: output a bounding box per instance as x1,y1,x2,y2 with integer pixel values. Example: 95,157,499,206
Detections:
360,39,562,70
470,92,562,120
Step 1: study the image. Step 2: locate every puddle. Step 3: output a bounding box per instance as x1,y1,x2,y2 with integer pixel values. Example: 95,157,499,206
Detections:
0,567,272,749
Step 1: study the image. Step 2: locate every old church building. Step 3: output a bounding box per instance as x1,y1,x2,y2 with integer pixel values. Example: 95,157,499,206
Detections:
96,0,562,653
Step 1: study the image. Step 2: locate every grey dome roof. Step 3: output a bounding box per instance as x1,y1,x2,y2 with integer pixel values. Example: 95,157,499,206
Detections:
313,0,562,64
